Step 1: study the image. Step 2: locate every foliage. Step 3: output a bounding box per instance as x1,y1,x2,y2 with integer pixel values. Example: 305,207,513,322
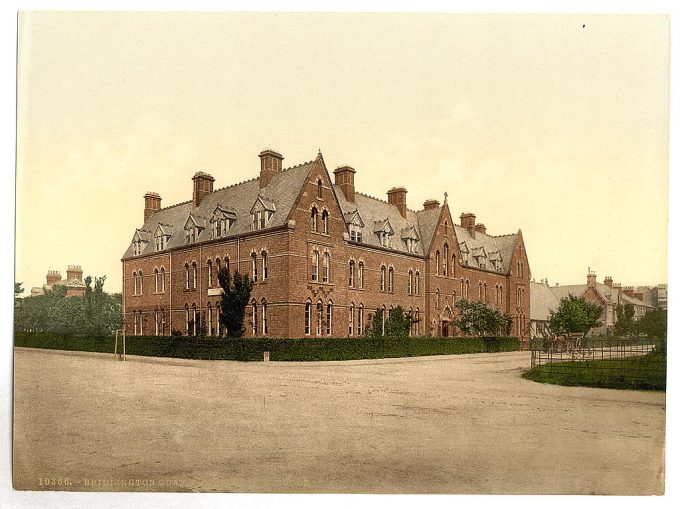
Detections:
14,282,24,306
613,303,635,337
364,306,412,339
13,277,122,336
217,268,254,338
548,295,603,340
15,332,521,361
453,299,511,337
636,308,667,340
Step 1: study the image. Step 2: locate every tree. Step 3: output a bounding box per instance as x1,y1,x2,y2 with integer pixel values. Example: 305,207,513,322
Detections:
636,308,667,340
453,299,511,337
217,268,253,338
549,295,603,344
613,303,635,337
14,282,24,307
364,306,412,339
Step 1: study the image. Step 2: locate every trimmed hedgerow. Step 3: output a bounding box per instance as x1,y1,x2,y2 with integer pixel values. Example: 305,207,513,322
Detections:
14,332,520,362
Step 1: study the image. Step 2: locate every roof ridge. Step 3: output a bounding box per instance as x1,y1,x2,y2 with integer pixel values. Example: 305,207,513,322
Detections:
355,191,388,205
158,199,192,212
281,160,314,172
211,176,259,194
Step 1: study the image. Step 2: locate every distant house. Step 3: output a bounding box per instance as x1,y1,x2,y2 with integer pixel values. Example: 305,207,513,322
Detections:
30,265,86,298
529,272,655,338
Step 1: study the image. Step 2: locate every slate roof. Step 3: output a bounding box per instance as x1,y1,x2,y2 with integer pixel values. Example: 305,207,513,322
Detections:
544,282,653,310
530,281,559,321
122,161,314,260
333,188,425,256
414,207,441,254
454,226,516,275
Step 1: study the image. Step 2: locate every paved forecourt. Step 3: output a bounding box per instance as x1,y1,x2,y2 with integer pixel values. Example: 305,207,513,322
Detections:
13,347,665,494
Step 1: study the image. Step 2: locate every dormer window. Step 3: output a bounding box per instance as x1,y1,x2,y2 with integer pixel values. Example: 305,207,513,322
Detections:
250,196,276,231
183,214,205,244
154,224,172,251
380,231,392,248
401,226,420,253
133,241,143,256
350,225,363,242
131,229,150,256
210,206,236,239
374,219,394,249
346,210,365,243
185,226,197,244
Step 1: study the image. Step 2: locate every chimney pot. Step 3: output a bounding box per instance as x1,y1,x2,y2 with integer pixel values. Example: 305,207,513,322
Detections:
423,199,440,210
192,172,215,208
334,166,356,202
144,192,162,222
387,187,408,218
259,149,284,188
475,223,487,235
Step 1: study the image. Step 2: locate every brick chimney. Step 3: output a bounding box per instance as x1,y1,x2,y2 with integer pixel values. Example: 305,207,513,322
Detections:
66,265,83,282
192,172,215,208
387,187,408,218
475,223,487,235
587,272,597,288
144,192,161,222
604,276,613,287
334,166,356,202
634,292,644,302
46,270,62,285
460,213,476,238
423,199,440,210
259,149,283,188
622,286,635,298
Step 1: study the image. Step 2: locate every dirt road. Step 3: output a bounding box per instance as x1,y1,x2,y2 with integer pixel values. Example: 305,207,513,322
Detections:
12,347,665,494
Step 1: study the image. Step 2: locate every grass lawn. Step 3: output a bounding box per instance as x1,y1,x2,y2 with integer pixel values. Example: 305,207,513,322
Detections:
522,352,666,391
14,333,520,362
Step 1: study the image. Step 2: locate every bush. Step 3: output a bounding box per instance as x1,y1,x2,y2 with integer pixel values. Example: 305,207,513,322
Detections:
14,332,521,362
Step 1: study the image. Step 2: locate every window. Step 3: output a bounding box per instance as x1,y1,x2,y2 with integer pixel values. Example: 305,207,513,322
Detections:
185,226,197,244
262,251,268,280
500,285,503,305
349,260,355,287
479,282,483,300
436,289,440,309
191,304,197,336
517,261,521,277
465,279,470,299
252,302,257,335
185,264,190,290
452,255,456,277
408,307,413,336
358,305,364,335
311,251,319,281
138,271,143,295
317,178,323,199
322,252,330,283
322,210,329,234
251,253,258,282
443,244,449,276
252,213,258,231
495,284,500,305
207,304,213,336
132,271,137,295
316,300,323,335
155,234,166,251
192,263,197,290
259,211,266,230
349,303,355,336
305,300,312,335
154,269,159,293
326,302,333,335
350,225,363,243
408,270,413,295
388,267,394,293
160,268,165,292
380,266,386,291
415,271,420,295
311,207,318,232
483,282,487,302
207,260,213,287
435,251,440,275
262,299,268,335
380,231,392,248
358,262,364,288
185,305,189,334
216,302,221,336
133,241,142,256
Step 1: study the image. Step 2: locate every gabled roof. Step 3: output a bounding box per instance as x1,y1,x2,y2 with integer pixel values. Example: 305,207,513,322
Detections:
414,206,441,254
454,226,515,274
122,160,314,259
373,218,394,235
334,187,424,255
132,229,151,243
211,205,237,220
184,213,207,230
154,223,173,237
530,281,560,321
400,226,420,241
343,210,365,227
251,194,276,213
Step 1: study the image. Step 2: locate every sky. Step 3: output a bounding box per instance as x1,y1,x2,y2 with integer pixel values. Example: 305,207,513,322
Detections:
15,12,669,293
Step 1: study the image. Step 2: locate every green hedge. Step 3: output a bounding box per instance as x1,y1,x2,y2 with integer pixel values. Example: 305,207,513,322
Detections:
14,332,520,362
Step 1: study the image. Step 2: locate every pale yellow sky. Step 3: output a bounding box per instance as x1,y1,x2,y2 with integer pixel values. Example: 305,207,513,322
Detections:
16,12,669,293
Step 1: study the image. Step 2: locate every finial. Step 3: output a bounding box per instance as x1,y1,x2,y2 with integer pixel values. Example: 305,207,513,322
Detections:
444,191,448,204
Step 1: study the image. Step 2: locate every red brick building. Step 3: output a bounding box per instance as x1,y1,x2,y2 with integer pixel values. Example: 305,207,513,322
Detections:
30,265,86,297
122,149,531,340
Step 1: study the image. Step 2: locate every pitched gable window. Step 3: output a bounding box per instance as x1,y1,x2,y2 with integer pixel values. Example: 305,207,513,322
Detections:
210,207,235,239
322,210,329,234
443,244,449,276
380,265,386,292
350,225,363,242
311,207,318,232
349,260,355,288
322,252,330,283
388,267,394,293
311,250,319,282
317,178,323,199
358,262,364,288
250,197,275,231
374,219,394,248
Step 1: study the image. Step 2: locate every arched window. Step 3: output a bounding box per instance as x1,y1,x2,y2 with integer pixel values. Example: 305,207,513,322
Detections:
207,303,213,336
452,254,456,277
358,262,364,288
207,260,213,287
358,304,364,335
415,271,420,295
381,305,387,335
326,301,333,335
435,251,440,275
215,257,221,276
380,265,386,291
517,261,521,277
184,304,189,333
415,308,420,335
132,271,137,295
225,256,230,276
191,303,197,336
252,301,257,335
311,250,319,281
323,252,330,283
408,270,413,295
158,308,165,336
311,207,318,232
479,281,483,300
349,260,355,287
316,300,323,335
460,279,464,298
322,210,329,234
349,303,355,336
154,268,159,293
436,288,440,309
408,307,413,336
261,299,268,335
443,244,449,276
465,279,470,299
388,267,394,293
138,271,143,295
317,178,323,199
495,284,500,305
500,285,504,306
305,299,312,335
216,301,221,336
251,253,258,282
160,267,165,293
262,251,268,280
183,264,189,291
192,263,197,290
483,282,487,302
